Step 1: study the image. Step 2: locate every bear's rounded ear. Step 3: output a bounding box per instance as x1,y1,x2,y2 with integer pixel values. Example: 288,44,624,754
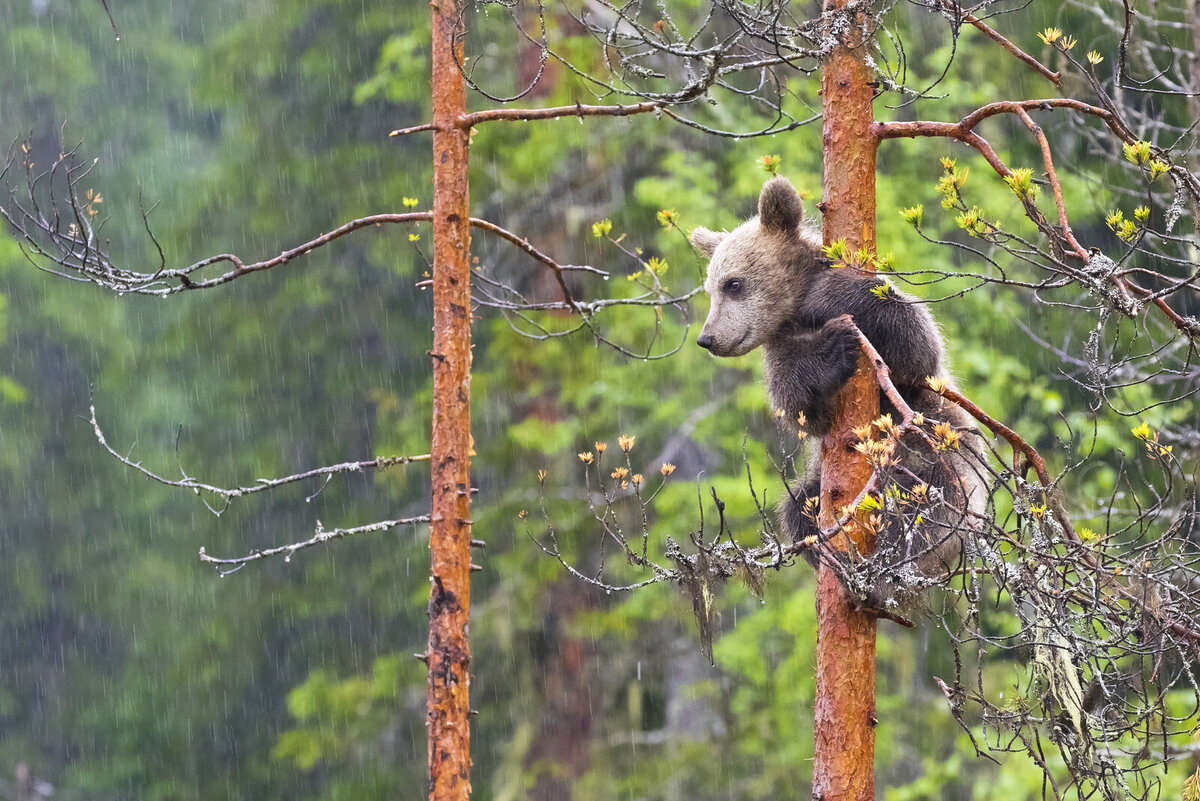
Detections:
758,176,803,233
690,227,726,259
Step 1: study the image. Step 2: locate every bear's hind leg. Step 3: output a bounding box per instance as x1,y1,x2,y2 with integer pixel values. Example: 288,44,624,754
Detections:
779,477,823,570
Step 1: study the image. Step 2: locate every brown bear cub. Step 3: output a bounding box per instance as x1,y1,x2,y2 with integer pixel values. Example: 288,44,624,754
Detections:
692,176,982,610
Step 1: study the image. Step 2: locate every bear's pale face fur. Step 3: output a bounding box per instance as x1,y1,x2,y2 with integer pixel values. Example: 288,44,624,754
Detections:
692,177,824,357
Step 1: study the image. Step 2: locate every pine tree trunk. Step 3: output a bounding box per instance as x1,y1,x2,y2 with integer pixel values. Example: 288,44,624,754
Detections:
813,0,880,798
428,0,473,797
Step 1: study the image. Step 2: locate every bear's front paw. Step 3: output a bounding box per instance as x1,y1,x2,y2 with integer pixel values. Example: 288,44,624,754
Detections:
822,317,862,386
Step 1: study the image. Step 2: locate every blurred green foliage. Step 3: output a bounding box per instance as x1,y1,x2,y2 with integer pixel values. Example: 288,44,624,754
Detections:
0,2,1195,800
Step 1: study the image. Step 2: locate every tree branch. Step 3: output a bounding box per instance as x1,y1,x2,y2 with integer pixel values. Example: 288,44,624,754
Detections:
458,101,663,129
874,98,1129,146
1,147,616,309
1013,106,1088,259
875,100,1200,339
88,400,430,514
389,122,439,137
199,515,431,574
390,103,669,138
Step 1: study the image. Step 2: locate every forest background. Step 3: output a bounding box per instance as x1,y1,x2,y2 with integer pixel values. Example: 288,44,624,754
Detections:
0,1,1194,800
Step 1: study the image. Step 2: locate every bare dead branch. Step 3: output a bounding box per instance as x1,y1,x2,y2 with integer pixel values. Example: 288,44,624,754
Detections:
199,515,431,575
458,101,664,128
88,401,431,513
388,122,439,137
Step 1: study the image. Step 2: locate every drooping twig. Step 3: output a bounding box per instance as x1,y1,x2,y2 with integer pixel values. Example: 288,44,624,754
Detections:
97,0,120,40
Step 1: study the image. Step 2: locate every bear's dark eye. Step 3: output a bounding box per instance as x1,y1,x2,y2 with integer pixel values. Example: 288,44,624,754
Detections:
723,277,745,296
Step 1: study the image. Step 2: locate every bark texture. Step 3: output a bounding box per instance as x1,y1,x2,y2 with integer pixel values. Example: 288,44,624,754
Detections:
428,1,473,798
813,0,880,798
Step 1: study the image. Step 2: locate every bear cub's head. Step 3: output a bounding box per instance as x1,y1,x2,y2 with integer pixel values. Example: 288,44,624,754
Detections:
691,176,824,357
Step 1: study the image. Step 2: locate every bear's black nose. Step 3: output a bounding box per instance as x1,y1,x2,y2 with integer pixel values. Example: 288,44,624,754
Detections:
696,333,714,350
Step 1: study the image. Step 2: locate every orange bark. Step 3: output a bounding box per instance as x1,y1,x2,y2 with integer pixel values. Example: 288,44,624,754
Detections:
813,0,880,798
428,0,473,798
